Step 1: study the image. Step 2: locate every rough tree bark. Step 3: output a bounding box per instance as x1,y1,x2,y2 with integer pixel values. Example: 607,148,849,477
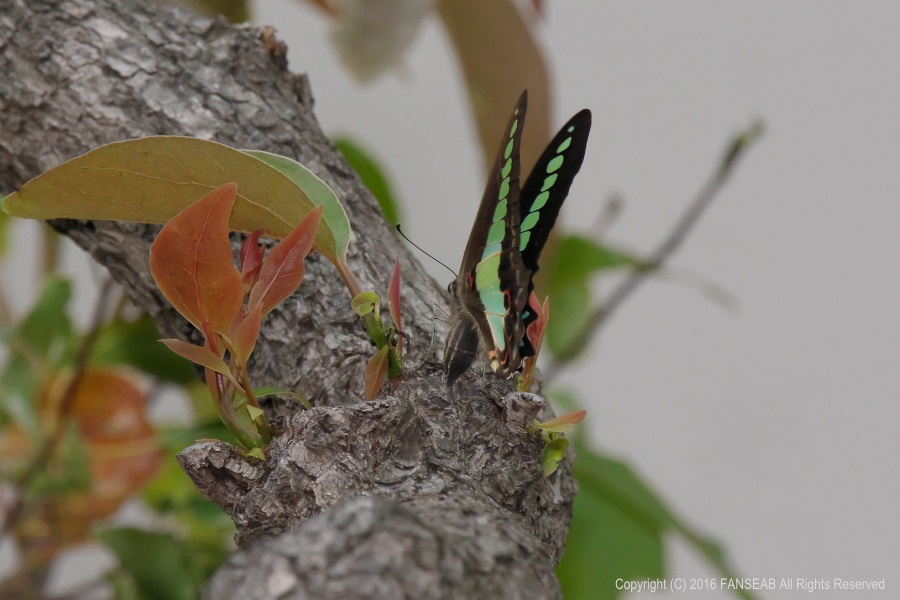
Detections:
0,1,577,598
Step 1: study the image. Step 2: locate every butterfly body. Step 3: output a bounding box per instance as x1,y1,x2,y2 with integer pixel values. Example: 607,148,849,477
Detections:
444,91,591,385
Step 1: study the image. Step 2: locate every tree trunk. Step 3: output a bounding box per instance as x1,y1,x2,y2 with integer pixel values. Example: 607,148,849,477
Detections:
0,1,576,597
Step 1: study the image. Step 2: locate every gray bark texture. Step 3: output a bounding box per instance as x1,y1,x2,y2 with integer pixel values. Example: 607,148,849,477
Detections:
0,0,577,598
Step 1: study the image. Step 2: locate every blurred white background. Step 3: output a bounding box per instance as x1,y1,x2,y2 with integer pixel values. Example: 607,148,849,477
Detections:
3,1,897,598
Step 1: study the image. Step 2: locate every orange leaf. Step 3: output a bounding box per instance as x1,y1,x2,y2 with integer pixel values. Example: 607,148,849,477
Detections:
36,368,165,540
388,259,403,353
248,205,323,316
160,339,241,389
240,230,266,292
364,346,390,400
150,183,243,341
231,305,262,365
538,409,587,433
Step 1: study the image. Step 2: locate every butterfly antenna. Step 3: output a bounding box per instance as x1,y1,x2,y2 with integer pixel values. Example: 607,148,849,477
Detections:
396,224,458,278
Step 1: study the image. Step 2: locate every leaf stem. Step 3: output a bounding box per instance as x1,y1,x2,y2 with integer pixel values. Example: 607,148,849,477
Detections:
336,258,363,298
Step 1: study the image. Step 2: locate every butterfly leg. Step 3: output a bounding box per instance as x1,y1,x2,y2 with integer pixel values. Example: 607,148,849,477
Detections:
417,302,449,369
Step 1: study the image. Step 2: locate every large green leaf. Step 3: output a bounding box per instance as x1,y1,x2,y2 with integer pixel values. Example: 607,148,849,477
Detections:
334,138,402,225
559,445,668,600
573,446,675,529
243,149,352,262
549,235,643,288
558,479,665,600
546,235,643,358
2,137,345,265
92,316,194,384
563,443,757,600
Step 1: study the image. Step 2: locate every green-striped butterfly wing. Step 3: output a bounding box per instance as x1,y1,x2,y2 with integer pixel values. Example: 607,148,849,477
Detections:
445,91,530,385
444,92,591,385
518,109,592,275
518,109,591,356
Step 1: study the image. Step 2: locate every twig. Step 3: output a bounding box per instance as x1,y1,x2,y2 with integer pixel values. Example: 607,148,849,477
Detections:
544,120,765,381
2,278,116,536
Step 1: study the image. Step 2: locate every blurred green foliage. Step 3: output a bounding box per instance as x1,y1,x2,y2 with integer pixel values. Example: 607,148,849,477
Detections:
335,138,403,225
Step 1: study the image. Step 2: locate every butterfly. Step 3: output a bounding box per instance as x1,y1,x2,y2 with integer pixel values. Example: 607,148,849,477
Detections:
444,90,591,385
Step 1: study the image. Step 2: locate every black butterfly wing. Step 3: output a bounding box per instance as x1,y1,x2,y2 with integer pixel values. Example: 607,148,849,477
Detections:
518,108,592,274
518,109,591,356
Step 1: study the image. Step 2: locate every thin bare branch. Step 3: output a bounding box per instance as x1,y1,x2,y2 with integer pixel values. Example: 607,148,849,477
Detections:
545,120,765,381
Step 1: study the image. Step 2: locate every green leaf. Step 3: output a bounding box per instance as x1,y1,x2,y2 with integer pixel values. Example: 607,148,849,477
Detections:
243,150,352,262
0,356,39,434
100,528,200,600
143,453,203,512
0,277,76,432
106,569,138,600
541,436,569,477
27,424,91,497
574,444,675,530
334,138,402,225
3,137,344,265
545,236,643,359
246,447,265,460
568,442,757,600
17,276,75,360
549,235,643,288
92,316,194,384
558,471,665,600
545,280,590,358
351,291,380,316
559,443,669,599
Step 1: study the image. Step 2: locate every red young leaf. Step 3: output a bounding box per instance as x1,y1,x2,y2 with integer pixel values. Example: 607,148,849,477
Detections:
231,304,262,365
150,183,243,341
538,409,587,433
160,339,241,389
519,293,550,392
240,230,266,292
364,346,390,400
248,205,324,316
388,259,403,353
527,292,550,358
